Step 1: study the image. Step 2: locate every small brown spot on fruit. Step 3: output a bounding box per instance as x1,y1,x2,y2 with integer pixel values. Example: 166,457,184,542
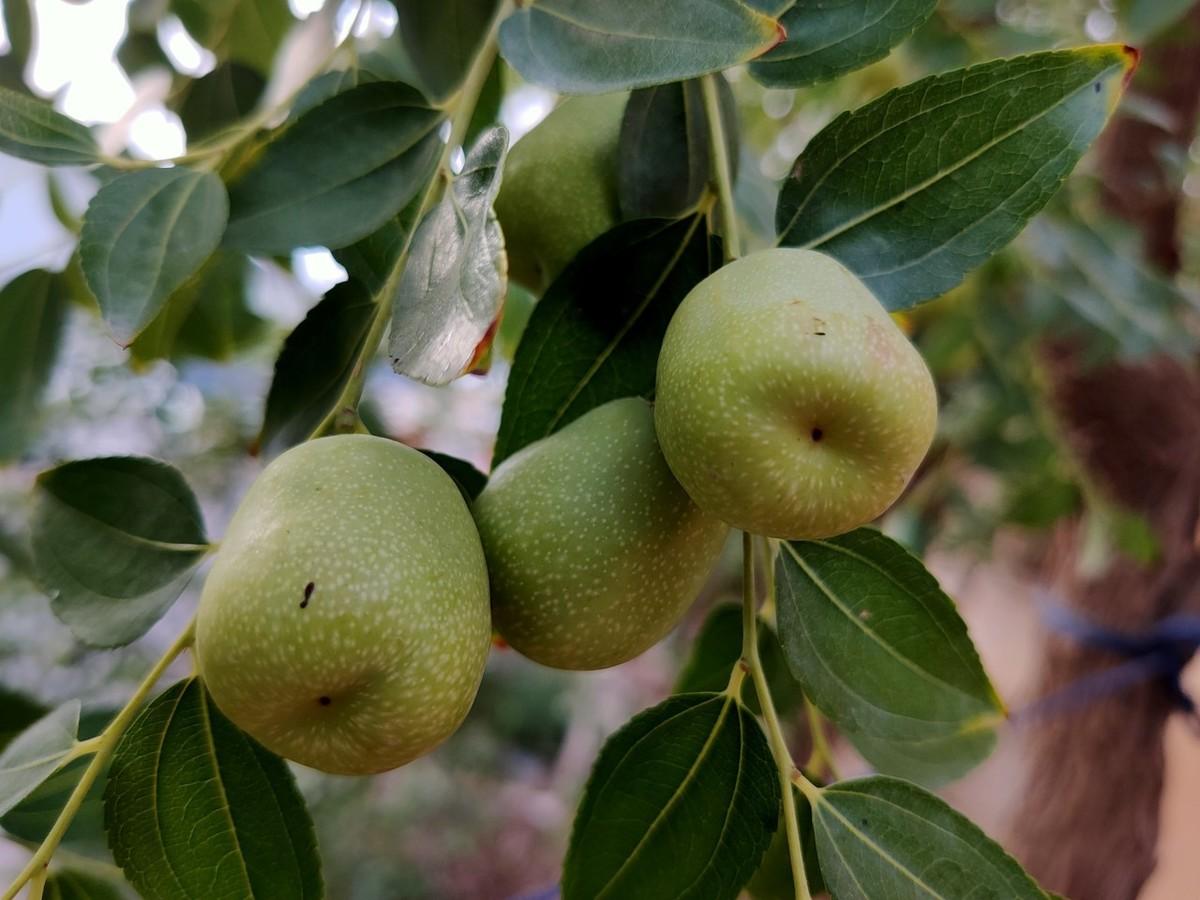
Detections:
811,427,824,442
300,581,315,609
318,696,332,706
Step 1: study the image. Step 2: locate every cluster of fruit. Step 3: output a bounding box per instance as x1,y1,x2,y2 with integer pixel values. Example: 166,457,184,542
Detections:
194,97,937,777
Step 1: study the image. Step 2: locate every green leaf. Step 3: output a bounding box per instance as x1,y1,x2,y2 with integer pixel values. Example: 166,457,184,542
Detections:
0,0,33,90
130,251,263,364
747,786,825,900
80,167,229,345
256,279,377,457
289,68,362,122
389,125,508,385
391,0,502,101
0,687,45,754
618,76,738,220
0,701,79,818
562,693,778,900
0,269,69,460
498,0,783,93
31,457,209,648
2,709,115,854
775,45,1139,310
421,450,487,502
105,679,323,900
674,604,803,716
44,870,126,900
465,59,504,148
809,776,1045,897
493,214,717,465
750,0,936,87
776,530,1003,785
0,85,98,165
223,81,443,255
172,0,294,74
177,62,266,142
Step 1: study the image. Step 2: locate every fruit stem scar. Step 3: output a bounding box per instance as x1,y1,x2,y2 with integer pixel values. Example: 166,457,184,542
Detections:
811,427,824,442
318,696,332,706
301,581,315,609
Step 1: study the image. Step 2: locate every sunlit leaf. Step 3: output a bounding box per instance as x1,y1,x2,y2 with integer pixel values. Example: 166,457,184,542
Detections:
0,85,98,165
389,125,508,385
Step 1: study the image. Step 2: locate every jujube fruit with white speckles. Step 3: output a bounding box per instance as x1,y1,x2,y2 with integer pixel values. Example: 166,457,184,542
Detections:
473,398,728,670
654,248,937,540
493,92,625,293
195,435,491,776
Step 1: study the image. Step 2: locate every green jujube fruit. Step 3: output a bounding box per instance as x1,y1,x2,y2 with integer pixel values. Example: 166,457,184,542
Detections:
655,248,938,540
493,92,625,293
195,435,491,775
474,398,728,670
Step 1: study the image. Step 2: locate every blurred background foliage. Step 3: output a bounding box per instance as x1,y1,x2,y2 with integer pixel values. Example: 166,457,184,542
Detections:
0,1,1197,898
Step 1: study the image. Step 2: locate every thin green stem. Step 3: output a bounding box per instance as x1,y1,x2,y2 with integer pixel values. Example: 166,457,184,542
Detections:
802,696,841,782
742,533,812,900
1,620,197,900
306,13,502,440
701,74,741,261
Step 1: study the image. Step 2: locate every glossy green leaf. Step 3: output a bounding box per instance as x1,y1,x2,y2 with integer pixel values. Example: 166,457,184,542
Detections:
747,786,825,900
331,196,422,295
421,451,487,502
289,68,362,122
256,279,377,456
172,0,293,74
776,45,1139,310
562,693,778,900
177,62,266,142
0,269,69,460
80,167,229,345
493,214,717,465
32,457,209,648
2,709,114,854
750,0,936,87
392,0,502,101
0,688,45,754
0,701,79,818
776,530,1003,785
808,776,1045,897
498,0,783,93
105,679,323,900
674,604,803,716
389,125,508,385
44,870,126,900
618,76,737,220
130,252,263,364
224,81,443,254
0,85,98,165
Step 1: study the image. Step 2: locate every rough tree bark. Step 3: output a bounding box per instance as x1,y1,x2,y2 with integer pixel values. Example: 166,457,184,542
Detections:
1012,8,1200,900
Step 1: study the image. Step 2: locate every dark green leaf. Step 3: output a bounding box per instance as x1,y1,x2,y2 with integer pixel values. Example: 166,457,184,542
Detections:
0,0,33,90
331,196,422,295
465,58,503,148
562,693,778,900
80,167,229,345
776,45,1138,310
0,701,79,817
177,62,266,142
256,279,377,457
223,81,443,254
498,0,783,93
0,85,98,165
809,776,1044,897
421,450,487,502
289,68,361,122
618,76,737,220
493,214,716,465
32,457,209,647
392,0,502,101
44,870,126,900
172,0,293,74
105,679,323,900
130,251,262,364
0,269,69,460
389,125,508,385
750,0,937,87
776,530,1003,785
0,687,45,754
674,604,803,716
747,787,825,900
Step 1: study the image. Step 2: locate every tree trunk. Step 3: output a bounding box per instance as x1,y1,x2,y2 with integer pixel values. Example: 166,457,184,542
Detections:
1012,8,1200,899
